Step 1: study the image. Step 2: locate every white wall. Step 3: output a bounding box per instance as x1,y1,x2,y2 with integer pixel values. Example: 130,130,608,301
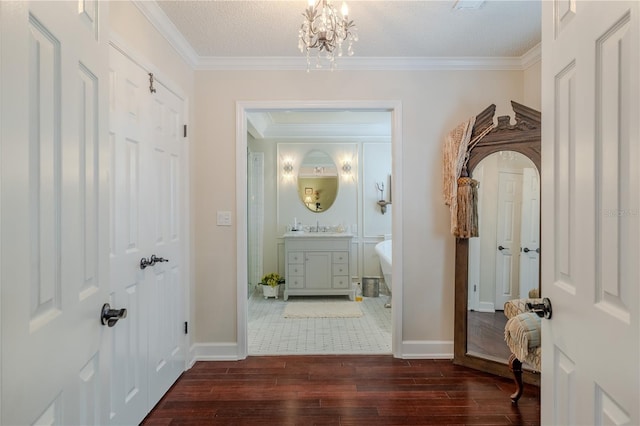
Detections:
524,61,542,110
192,69,531,355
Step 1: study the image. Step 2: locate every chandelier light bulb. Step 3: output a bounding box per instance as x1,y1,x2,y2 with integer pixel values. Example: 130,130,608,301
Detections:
341,2,348,17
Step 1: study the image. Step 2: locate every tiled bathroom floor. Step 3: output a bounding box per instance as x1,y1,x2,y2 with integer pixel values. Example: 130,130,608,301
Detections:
248,288,392,355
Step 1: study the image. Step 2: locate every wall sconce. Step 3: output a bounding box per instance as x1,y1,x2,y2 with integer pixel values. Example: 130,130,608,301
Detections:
282,160,294,178
342,161,352,175
376,177,392,214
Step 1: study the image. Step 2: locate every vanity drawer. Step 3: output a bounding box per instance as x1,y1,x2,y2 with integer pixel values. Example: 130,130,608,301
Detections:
288,276,305,289
332,252,348,264
332,263,348,276
288,252,304,264
287,264,304,276
332,276,350,289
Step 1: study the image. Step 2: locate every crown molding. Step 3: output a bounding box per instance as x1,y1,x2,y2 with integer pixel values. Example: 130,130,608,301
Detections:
195,55,531,71
131,0,200,69
520,42,541,69
138,0,542,72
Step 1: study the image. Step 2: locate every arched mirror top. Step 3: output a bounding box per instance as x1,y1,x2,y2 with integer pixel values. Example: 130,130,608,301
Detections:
297,150,339,213
466,101,541,174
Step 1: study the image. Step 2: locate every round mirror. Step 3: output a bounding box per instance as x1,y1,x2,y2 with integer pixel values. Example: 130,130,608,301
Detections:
297,150,339,212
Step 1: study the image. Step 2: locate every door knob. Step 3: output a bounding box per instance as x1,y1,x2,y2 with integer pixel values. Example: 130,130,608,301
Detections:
526,297,552,319
498,245,506,251
140,257,153,270
150,254,169,264
523,247,530,253
101,303,127,327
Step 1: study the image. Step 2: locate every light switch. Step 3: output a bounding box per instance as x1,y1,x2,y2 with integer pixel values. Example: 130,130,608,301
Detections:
216,211,232,226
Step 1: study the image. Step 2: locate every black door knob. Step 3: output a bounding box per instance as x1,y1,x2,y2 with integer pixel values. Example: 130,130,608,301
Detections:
150,254,169,264
498,245,506,251
101,303,127,327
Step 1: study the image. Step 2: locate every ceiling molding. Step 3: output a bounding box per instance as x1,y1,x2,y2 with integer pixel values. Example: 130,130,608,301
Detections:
195,55,536,71
139,0,542,72
131,0,200,69
520,43,541,69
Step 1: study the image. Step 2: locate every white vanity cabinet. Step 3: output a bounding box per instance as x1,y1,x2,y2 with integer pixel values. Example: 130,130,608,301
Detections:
283,234,353,300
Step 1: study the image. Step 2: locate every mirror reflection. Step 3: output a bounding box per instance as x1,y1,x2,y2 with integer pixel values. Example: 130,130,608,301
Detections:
297,150,339,212
466,150,540,363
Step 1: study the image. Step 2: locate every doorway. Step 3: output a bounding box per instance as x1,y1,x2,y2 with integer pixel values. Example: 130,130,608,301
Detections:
235,101,403,359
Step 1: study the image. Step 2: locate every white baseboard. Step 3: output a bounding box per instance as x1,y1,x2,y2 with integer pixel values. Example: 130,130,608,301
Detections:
400,340,454,359
188,343,243,366
187,340,453,364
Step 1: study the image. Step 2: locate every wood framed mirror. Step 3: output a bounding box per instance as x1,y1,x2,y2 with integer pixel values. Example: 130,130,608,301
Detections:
453,101,541,384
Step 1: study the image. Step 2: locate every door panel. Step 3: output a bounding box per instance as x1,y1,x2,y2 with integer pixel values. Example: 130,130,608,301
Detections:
109,47,149,425
147,84,185,405
519,168,539,298
541,1,639,424
495,171,522,307
1,1,109,424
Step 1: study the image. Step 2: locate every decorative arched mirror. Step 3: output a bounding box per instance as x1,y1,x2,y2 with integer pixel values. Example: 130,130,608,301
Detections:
453,101,541,385
297,150,339,212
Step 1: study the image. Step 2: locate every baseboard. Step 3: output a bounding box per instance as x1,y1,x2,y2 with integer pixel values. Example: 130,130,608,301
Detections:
188,343,243,366
187,340,453,363
400,340,454,359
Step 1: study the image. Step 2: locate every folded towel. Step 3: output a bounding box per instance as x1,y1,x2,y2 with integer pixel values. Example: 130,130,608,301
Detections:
504,312,541,361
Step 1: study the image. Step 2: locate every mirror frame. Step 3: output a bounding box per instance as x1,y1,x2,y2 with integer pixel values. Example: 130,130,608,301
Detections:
453,101,541,384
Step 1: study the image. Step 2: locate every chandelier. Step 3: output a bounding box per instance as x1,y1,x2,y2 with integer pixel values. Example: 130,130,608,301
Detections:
298,0,358,70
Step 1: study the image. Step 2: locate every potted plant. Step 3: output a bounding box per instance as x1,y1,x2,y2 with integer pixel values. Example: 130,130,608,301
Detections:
260,273,284,299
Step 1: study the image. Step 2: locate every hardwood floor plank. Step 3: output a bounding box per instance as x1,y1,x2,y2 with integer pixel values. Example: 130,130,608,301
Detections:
141,356,540,425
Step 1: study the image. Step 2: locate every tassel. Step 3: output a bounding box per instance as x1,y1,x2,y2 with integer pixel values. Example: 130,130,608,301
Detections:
454,177,479,238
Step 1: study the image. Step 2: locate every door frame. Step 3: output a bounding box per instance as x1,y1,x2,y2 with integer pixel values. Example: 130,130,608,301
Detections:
235,100,403,358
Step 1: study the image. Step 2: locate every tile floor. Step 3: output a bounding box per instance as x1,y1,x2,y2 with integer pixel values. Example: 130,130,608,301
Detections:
248,287,392,355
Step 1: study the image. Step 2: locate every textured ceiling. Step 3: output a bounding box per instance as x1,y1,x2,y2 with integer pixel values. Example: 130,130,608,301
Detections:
155,0,541,58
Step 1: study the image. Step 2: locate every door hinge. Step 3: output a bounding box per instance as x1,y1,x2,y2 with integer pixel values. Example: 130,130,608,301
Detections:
184,321,188,334
474,284,477,292
183,124,187,138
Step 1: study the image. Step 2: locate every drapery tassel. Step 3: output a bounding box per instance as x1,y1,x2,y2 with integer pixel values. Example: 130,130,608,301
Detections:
454,177,479,238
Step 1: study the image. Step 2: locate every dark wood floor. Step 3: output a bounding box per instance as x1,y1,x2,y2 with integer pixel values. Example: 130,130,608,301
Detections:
141,355,540,425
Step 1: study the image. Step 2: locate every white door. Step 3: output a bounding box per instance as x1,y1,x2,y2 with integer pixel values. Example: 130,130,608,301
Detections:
1,2,111,425
145,69,187,406
109,45,187,424
494,171,523,308
108,45,151,425
541,1,639,425
519,168,540,298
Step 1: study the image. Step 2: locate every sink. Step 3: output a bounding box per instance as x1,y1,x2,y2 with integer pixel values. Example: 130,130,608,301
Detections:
283,231,352,237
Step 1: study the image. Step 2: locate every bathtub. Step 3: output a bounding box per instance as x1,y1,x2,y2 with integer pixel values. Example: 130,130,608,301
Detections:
374,240,392,308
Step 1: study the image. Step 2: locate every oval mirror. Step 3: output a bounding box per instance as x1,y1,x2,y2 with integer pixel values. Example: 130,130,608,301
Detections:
297,150,339,212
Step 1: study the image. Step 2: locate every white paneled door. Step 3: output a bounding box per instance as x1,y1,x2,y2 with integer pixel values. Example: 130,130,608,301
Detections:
541,1,639,424
109,45,187,424
1,2,110,425
494,171,523,308
519,168,539,299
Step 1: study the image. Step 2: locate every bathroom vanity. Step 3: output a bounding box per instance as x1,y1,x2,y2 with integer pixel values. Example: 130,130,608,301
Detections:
283,233,353,300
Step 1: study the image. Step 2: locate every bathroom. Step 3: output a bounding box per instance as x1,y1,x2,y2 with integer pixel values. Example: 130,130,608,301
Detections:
246,109,393,354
